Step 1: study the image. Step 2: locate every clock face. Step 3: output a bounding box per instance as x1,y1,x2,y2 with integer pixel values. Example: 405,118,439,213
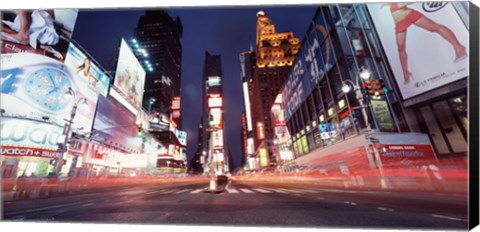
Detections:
24,67,73,113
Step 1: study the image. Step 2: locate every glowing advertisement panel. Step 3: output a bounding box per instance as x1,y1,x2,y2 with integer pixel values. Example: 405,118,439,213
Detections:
177,130,187,146
114,39,146,109
172,96,181,110
275,126,291,144
208,96,223,108
92,94,142,153
1,9,78,62
136,110,150,131
260,148,269,167
1,118,63,159
212,130,223,148
282,52,307,120
318,123,337,140
148,109,170,132
213,149,224,163
64,43,110,96
367,2,469,100
210,108,223,129
242,82,253,131
1,53,98,133
271,94,286,126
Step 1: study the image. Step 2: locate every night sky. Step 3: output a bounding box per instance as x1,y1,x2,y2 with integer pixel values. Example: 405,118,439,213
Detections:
72,5,317,169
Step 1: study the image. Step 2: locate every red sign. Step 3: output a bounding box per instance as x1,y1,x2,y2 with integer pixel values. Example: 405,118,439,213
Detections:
0,145,61,159
371,144,437,167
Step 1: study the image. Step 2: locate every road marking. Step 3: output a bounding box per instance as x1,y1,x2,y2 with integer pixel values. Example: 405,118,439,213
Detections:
239,188,254,194
226,188,239,194
161,190,175,194
377,207,388,211
299,189,319,193
266,188,288,193
173,189,191,194
350,202,357,206
190,189,204,194
388,209,394,212
146,191,161,195
317,197,325,200
82,203,94,207
432,214,468,222
279,188,303,193
253,188,271,193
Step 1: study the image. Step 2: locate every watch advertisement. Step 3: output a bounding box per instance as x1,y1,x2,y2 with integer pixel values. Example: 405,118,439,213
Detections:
1,9,79,62
1,53,98,133
113,38,146,110
0,118,63,158
64,43,110,97
367,2,469,100
92,94,142,153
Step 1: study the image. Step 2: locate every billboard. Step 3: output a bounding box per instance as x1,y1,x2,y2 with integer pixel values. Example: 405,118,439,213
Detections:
1,53,98,133
367,2,469,100
172,96,181,110
212,130,223,148
1,118,63,159
274,126,291,144
1,9,79,62
207,76,221,87
148,109,170,132
92,94,142,153
64,43,110,97
208,95,223,108
114,39,146,109
318,123,338,140
260,148,269,167
209,108,222,129
177,130,187,146
136,110,149,131
271,94,286,126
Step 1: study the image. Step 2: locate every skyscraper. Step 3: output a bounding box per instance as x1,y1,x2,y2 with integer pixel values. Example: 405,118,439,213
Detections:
200,51,229,175
135,10,183,128
246,11,300,168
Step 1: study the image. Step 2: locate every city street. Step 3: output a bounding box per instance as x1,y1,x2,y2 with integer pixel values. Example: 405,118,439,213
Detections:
2,178,468,229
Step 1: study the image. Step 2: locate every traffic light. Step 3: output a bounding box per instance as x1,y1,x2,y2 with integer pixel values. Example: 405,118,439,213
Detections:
137,125,142,136
363,80,375,96
50,159,67,165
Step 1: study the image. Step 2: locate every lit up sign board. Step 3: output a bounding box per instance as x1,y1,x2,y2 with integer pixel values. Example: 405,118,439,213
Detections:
210,108,223,129
212,130,223,148
208,96,223,108
172,97,181,110
207,76,221,87
257,122,265,140
114,38,146,110
213,149,224,163
172,109,181,119
260,148,269,167
271,93,286,126
177,130,187,146
1,118,63,158
1,53,99,133
110,87,138,115
242,82,253,131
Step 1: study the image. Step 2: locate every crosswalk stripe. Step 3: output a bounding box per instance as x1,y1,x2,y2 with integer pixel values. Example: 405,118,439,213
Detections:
239,188,254,193
190,189,204,194
173,189,191,194
279,188,303,193
253,188,271,193
298,189,320,193
264,188,289,193
161,190,175,194
226,188,239,194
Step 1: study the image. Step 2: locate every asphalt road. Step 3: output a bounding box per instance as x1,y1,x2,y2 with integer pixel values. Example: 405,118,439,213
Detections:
1,178,468,230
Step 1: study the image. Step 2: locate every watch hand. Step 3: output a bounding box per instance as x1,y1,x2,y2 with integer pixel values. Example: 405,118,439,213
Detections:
48,73,58,91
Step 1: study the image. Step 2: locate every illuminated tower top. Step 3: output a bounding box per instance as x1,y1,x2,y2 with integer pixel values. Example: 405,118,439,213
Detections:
255,11,300,68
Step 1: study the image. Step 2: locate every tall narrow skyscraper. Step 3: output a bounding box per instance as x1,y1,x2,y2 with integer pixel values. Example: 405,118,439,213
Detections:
135,10,183,128
245,11,300,169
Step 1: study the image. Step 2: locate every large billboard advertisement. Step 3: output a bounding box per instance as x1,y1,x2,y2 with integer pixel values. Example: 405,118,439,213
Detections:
209,108,223,129
208,95,223,108
1,9,79,62
64,43,110,97
1,118,63,159
114,39,146,109
212,130,223,148
92,95,142,153
1,53,98,133
367,2,469,100
177,130,187,146
271,94,286,126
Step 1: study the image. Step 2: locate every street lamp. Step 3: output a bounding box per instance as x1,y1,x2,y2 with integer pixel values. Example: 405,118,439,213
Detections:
53,88,88,175
148,97,156,114
341,66,372,132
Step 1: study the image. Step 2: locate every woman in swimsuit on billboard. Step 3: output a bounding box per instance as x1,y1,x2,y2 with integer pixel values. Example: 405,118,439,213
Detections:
382,3,467,85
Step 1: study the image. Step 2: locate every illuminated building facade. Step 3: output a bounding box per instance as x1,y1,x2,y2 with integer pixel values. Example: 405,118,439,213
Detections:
247,11,300,168
200,51,228,175
135,10,183,128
